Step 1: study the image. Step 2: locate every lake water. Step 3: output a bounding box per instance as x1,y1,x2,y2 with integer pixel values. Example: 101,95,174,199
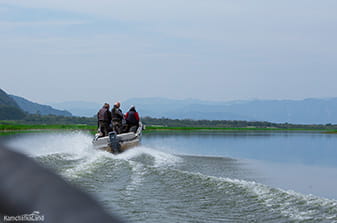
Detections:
1,130,337,222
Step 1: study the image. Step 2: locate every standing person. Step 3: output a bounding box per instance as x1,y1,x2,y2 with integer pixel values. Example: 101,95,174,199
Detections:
125,105,140,133
97,103,112,137
111,102,124,134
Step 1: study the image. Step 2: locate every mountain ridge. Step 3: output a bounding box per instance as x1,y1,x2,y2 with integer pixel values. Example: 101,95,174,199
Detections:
10,95,72,117
0,88,73,119
0,88,26,120
52,97,337,124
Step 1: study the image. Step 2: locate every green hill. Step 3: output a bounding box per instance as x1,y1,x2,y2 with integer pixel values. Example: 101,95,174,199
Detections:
0,88,19,107
10,95,72,117
0,89,26,120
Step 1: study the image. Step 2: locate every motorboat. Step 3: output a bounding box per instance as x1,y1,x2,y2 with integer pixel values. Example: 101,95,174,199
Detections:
92,123,143,154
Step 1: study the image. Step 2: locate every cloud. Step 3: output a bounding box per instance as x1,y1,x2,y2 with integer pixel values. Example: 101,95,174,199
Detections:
1,0,337,103
2,1,337,44
0,20,89,27
0,0,240,21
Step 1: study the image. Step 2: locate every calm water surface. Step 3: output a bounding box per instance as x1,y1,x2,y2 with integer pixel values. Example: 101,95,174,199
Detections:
1,130,337,222
144,131,337,199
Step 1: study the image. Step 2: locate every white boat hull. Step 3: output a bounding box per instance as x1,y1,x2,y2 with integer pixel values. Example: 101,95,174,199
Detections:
92,123,143,153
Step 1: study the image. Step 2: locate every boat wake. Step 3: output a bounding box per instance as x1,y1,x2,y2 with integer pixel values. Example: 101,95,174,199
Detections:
4,131,337,222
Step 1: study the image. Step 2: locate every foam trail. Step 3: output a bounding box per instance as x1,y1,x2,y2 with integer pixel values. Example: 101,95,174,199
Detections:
5,132,182,192
5,132,181,166
176,169,337,221
113,146,182,196
5,131,94,157
116,146,182,167
124,161,145,196
4,131,113,179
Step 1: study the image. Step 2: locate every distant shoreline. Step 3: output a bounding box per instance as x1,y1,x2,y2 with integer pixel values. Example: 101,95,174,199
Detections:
0,124,97,131
1,124,336,134
144,126,337,133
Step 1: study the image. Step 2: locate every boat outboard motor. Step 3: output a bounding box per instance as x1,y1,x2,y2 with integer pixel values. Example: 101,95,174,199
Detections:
108,131,121,153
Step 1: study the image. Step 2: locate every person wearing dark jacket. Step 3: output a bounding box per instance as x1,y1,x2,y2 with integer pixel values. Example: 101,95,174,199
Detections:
124,106,140,133
111,102,124,134
97,103,112,136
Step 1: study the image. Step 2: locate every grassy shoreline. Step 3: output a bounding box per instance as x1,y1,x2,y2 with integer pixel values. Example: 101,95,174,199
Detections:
144,126,337,133
0,124,97,131
1,124,336,133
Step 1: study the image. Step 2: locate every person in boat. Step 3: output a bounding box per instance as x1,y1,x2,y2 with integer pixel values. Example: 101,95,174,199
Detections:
111,102,124,134
124,105,140,133
97,103,112,137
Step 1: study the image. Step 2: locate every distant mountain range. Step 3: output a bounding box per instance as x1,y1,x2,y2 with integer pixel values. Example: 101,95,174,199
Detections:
0,88,26,120
51,101,100,117
2,87,337,124
0,88,72,120
122,97,337,124
52,97,337,124
10,95,72,117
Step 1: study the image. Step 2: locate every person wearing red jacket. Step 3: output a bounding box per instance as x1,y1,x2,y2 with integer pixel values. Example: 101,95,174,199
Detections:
124,105,140,133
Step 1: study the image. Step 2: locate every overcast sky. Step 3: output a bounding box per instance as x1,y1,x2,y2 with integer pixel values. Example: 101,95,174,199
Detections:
1,0,337,104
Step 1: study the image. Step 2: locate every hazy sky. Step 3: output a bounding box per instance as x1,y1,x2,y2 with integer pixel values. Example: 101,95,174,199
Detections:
1,0,337,104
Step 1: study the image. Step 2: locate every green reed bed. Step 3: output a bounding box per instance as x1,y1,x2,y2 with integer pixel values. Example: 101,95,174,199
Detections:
1,123,335,135
0,124,96,131
144,125,331,132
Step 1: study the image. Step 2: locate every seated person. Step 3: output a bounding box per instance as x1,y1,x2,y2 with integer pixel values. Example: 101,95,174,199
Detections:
111,102,124,134
97,103,112,137
124,106,140,133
